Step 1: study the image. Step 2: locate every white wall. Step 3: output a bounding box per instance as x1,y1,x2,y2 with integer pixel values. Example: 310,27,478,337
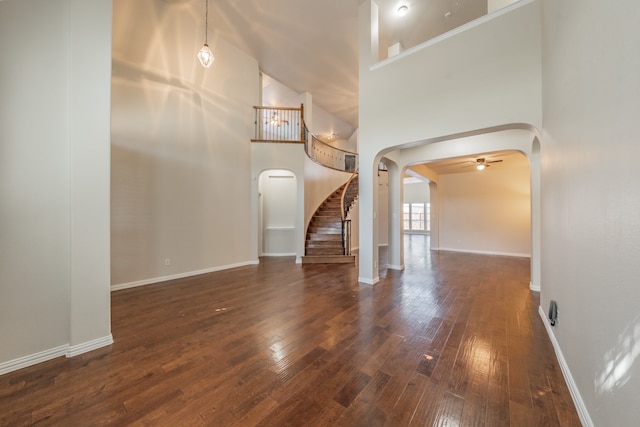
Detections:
0,0,112,370
404,182,430,203
359,0,640,423
111,0,260,288
439,156,531,257
357,0,541,283
359,1,542,156
541,0,640,425
262,73,355,147
251,144,306,261
262,74,300,107
488,0,519,13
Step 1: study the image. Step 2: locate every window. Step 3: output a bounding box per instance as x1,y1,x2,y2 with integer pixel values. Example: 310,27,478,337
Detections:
403,202,430,232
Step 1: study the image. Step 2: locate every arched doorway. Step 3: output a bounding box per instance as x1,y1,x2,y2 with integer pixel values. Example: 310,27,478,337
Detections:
362,127,541,290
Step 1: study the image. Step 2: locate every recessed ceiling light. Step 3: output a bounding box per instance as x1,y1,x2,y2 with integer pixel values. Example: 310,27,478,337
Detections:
397,5,409,17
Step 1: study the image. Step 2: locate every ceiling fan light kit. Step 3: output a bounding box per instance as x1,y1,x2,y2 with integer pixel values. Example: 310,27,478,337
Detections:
474,157,502,170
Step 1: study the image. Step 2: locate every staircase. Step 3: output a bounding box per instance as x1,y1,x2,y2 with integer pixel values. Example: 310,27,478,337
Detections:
302,175,358,264
252,105,360,264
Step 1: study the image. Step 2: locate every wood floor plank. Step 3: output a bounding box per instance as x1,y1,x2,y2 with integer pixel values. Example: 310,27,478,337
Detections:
432,391,465,427
360,333,404,377
338,369,391,426
384,372,430,426
0,236,581,426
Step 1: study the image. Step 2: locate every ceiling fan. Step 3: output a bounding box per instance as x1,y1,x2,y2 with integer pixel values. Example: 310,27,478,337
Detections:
466,157,503,170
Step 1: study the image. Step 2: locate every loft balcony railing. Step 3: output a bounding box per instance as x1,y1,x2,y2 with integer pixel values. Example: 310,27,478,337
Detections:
252,104,358,173
252,105,305,143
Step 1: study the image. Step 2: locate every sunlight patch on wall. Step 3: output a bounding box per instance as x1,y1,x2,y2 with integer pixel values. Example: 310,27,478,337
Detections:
596,315,640,394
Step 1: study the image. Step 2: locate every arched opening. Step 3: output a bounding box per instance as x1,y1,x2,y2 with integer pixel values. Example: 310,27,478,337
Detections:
362,126,541,290
258,169,298,257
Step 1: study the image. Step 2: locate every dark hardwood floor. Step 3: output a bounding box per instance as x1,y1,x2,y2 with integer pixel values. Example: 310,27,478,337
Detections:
0,235,581,426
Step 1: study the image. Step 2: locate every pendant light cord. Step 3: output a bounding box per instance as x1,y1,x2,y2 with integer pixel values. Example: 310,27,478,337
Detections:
204,0,209,44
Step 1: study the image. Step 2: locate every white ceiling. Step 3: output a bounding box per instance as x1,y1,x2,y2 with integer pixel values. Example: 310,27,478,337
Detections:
422,150,529,175
194,0,488,128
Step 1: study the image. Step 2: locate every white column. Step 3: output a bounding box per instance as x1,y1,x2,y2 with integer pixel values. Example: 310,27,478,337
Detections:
68,0,113,352
387,163,404,270
297,92,313,263
429,182,440,250
529,137,541,291
357,1,380,284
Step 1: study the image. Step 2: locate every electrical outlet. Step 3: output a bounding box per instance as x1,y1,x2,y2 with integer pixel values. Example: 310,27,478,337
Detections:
164,258,170,266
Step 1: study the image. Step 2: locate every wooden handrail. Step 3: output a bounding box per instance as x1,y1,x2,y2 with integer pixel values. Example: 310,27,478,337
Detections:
252,106,303,111
339,172,358,256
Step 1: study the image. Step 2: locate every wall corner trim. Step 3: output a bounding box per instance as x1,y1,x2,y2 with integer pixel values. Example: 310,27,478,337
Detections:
358,276,380,285
537,306,594,427
66,335,114,358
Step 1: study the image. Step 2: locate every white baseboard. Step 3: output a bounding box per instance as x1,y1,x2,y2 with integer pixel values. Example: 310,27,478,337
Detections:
66,334,113,358
529,281,540,292
437,247,531,258
387,264,404,271
538,306,594,427
358,276,380,285
0,334,114,376
111,260,260,291
0,345,67,375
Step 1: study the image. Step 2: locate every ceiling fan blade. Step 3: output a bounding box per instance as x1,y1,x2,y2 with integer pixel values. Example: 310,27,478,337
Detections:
486,159,503,164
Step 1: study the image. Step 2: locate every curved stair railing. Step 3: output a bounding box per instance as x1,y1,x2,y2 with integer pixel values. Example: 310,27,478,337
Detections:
304,125,358,173
252,104,358,173
339,173,359,256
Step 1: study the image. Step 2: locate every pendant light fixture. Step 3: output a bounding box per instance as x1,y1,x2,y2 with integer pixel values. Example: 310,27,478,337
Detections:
197,0,214,68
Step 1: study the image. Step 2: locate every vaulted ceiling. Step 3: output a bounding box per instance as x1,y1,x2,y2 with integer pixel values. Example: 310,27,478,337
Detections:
194,0,488,128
